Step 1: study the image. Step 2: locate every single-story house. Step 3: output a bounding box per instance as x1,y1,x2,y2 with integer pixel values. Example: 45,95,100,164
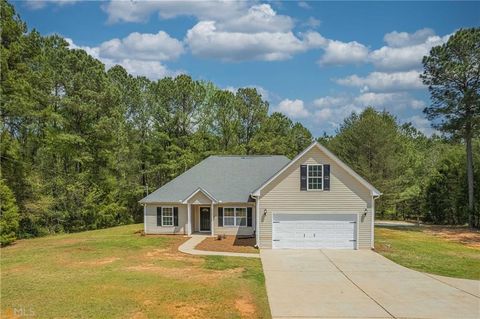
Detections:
139,141,381,250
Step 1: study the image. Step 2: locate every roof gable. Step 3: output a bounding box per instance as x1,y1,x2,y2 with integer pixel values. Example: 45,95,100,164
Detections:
251,142,381,197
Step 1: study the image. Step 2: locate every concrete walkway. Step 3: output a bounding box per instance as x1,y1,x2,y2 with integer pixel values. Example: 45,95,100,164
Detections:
261,249,480,319
178,235,260,258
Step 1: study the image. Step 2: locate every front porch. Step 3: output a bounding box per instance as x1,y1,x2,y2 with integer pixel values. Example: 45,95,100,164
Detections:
185,188,217,236
189,205,214,235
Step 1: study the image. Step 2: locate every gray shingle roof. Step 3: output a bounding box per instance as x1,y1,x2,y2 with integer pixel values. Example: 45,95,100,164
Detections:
139,155,291,204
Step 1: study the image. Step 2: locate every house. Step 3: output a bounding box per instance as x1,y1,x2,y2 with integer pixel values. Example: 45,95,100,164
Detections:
139,142,381,250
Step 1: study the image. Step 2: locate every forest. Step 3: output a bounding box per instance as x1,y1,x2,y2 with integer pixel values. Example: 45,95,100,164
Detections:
1,0,478,245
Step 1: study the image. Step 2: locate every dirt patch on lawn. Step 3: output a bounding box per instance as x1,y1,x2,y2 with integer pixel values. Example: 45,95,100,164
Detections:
167,301,213,319
76,257,120,266
235,297,256,318
126,263,243,283
423,226,480,248
195,236,258,254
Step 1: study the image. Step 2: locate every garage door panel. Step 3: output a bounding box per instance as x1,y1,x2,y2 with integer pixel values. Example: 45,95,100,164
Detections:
272,213,357,250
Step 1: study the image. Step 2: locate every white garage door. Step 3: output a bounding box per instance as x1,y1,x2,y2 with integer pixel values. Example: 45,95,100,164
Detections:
272,213,357,249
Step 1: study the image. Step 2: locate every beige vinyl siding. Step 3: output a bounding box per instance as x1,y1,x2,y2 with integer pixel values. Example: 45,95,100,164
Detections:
213,204,255,236
259,146,373,249
188,191,212,205
145,204,187,234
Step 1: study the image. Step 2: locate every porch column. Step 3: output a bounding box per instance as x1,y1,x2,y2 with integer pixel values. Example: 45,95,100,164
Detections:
187,203,192,236
210,202,214,237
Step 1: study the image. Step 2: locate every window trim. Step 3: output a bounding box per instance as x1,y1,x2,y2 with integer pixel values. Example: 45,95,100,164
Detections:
222,207,249,228
306,164,324,191
161,206,174,226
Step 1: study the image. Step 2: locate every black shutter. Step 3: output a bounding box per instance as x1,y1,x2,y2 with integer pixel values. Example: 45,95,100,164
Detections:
300,165,308,191
173,207,179,226
247,207,253,227
157,207,162,226
323,164,330,191
218,207,223,227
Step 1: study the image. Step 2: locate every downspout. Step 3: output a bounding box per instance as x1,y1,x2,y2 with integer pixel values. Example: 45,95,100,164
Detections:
371,194,381,249
251,194,260,248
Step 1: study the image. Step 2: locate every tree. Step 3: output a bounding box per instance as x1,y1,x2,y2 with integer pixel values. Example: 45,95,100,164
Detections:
421,28,480,227
324,108,412,217
0,178,19,246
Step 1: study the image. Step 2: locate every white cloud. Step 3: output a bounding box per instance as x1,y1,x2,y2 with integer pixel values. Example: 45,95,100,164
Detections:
66,37,181,80
303,17,321,28
313,28,451,71
275,99,310,118
313,102,362,128
104,0,249,24
405,115,436,136
384,28,436,48
354,92,425,110
313,96,349,108
369,32,451,71
336,70,424,92
310,92,427,130
98,31,184,61
25,0,78,10
218,4,293,33
319,40,369,66
186,21,321,61
298,1,311,9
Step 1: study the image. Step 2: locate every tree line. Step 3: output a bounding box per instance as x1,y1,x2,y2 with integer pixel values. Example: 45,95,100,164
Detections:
0,1,478,245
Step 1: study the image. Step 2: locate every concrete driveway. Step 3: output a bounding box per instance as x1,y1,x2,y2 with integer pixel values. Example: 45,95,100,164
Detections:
261,249,480,319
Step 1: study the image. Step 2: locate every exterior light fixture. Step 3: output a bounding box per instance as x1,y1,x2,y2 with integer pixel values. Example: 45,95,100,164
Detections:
263,209,267,216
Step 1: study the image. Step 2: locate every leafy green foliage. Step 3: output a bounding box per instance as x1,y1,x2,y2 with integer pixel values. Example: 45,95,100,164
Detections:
0,178,19,246
421,27,480,226
0,0,312,242
322,107,480,224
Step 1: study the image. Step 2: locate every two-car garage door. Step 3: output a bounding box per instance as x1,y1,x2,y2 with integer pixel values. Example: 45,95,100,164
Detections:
272,213,357,249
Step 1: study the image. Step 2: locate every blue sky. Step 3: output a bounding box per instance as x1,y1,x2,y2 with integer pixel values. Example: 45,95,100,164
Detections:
13,1,480,137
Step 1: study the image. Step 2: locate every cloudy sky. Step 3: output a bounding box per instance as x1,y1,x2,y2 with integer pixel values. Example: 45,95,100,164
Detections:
14,0,479,136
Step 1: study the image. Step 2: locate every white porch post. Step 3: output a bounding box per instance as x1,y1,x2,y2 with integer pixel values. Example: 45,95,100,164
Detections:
211,203,214,237
187,203,192,236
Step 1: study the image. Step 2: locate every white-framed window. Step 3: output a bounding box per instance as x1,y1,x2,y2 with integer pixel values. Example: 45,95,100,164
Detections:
223,207,248,227
162,207,173,226
224,208,235,226
307,164,323,190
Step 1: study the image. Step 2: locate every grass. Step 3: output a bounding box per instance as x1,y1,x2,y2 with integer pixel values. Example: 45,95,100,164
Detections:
375,226,480,280
1,224,271,319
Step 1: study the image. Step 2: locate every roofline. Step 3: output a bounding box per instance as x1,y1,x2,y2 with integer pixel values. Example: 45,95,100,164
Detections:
251,141,381,197
182,187,218,204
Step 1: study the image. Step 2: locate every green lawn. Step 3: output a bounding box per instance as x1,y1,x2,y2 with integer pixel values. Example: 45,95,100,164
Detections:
1,224,270,319
375,226,480,280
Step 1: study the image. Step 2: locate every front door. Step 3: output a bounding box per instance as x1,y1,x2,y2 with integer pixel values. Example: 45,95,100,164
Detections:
200,207,211,232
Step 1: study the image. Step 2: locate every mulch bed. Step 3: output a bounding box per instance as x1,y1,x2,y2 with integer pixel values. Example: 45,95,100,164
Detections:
195,236,259,254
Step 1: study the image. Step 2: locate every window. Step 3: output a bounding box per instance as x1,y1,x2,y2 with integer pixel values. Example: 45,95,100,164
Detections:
236,208,247,226
162,207,173,226
307,165,323,190
223,207,248,227
224,208,235,226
